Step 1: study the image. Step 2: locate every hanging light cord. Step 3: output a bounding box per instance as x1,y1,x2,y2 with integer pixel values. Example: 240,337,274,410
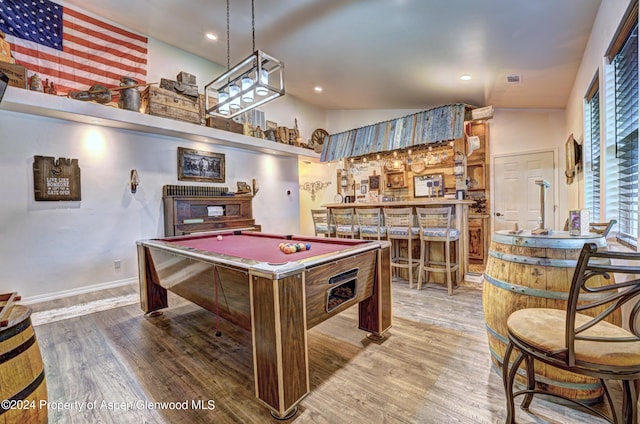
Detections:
226,0,230,70
251,0,256,52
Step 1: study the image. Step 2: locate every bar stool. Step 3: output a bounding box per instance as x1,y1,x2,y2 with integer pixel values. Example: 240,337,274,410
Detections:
310,208,335,237
383,207,420,288
332,208,359,238
356,207,386,240
416,206,460,295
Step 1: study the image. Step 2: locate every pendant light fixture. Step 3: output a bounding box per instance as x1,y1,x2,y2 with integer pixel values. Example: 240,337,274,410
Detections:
205,0,285,119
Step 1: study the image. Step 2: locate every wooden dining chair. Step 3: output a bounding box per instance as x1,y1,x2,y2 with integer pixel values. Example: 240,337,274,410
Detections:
502,242,640,424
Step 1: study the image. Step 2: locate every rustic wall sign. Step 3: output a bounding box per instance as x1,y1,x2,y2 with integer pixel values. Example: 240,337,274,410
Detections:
33,156,81,201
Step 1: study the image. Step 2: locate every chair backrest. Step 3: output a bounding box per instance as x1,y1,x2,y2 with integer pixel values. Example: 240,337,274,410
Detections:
589,219,617,237
384,207,416,239
565,243,640,367
416,206,459,241
311,209,330,236
562,218,617,237
332,208,357,237
356,207,383,239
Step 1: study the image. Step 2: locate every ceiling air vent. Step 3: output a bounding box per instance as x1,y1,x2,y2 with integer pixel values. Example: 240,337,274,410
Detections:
506,75,522,84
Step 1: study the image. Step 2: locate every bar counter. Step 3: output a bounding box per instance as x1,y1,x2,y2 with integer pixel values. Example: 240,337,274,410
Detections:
323,199,475,282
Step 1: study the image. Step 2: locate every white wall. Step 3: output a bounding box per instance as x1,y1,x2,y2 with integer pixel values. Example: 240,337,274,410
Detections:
488,108,566,228
0,109,302,300
298,160,341,235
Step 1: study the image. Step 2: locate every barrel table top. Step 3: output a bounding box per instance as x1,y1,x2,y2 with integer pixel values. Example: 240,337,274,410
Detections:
492,230,606,249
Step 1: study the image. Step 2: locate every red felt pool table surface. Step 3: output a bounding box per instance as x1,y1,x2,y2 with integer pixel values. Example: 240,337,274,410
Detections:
160,231,370,264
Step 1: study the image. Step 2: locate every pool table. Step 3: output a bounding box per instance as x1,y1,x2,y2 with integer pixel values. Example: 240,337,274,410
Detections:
136,230,392,419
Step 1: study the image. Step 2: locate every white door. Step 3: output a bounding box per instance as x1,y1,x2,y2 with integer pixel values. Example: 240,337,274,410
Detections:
493,151,556,232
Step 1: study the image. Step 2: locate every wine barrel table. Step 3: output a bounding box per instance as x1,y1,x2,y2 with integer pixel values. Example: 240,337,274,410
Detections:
482,230,618,404
0,304,48,423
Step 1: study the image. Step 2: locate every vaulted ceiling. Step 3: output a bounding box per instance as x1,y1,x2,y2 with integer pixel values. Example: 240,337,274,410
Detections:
63,0,603,111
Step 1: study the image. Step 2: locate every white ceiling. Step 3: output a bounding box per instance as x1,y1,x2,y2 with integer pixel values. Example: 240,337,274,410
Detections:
63,0,603,111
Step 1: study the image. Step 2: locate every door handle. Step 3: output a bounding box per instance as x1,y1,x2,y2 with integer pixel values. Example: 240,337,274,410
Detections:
495,212,503,217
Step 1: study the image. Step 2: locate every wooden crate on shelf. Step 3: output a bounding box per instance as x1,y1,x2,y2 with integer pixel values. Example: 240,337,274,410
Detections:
140,86,201,125
206,116,243,134
0,62,27,88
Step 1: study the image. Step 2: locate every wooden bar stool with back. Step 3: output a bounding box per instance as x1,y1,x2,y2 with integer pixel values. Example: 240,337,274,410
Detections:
356,207,386,240
384,207,420,288
332,208,359,238
416,206,460,295
311,209,335,237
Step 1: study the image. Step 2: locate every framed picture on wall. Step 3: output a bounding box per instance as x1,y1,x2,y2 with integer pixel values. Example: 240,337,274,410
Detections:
177,147,225,183
369,175,380,190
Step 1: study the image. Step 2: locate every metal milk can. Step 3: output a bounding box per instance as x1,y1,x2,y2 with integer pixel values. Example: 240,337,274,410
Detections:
118,76,140,111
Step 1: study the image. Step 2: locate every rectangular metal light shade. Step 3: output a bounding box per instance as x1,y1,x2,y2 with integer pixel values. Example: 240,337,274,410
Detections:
205,50,284,119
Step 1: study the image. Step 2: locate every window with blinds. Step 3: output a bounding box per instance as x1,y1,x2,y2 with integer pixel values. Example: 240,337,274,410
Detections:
610,23,638,247
584,83,600,220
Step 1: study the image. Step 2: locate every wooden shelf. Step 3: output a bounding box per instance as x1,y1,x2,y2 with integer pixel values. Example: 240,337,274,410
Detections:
0,87,320,160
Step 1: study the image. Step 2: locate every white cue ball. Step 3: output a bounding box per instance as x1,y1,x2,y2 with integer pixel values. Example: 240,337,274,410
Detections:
217,235,223,240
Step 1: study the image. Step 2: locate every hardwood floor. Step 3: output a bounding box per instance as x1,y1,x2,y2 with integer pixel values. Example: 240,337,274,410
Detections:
26,279,615,423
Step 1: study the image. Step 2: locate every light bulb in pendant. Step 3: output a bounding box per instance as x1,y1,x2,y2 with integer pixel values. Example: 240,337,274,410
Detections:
241,76,254,102
218,91,230,115
255,69,269,96
229,84,241,110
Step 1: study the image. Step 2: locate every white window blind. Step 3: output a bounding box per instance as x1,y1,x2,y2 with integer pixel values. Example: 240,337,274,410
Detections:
611,24,638,247
584,85,600,220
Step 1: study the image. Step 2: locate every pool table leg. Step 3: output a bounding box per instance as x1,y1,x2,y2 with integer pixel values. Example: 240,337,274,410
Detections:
137,245,168,314
250,273,309,419
358,244,392,338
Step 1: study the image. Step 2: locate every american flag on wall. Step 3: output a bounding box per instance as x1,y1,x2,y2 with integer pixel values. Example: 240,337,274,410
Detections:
0,0,147,94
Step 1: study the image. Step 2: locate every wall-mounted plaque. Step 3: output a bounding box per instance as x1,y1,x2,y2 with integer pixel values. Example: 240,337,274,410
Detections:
33,156,81,201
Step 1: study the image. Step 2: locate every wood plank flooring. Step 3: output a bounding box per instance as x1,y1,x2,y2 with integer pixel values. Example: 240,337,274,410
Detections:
26,279,616,423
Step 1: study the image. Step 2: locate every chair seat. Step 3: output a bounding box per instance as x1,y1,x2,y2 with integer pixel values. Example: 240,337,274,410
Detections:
336,224,359,233
360,225,386,235
420,227,460,238
508,308,640,368
314,223,336,233
388,226,420,236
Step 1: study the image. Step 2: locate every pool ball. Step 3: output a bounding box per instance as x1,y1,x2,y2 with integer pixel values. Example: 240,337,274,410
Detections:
217,235,223,240
306,243,311,250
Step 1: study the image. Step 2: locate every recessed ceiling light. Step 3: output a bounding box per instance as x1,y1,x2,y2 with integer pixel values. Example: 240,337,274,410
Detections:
205,33,218,41
460,74,472,81
314,86,323,93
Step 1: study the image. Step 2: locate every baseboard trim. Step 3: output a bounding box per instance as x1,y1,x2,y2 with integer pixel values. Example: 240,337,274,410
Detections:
465,272,484,284
21,277,138,305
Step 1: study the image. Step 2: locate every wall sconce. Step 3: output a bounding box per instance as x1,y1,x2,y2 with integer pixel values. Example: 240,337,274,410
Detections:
300,180,331,202
130,169,140,193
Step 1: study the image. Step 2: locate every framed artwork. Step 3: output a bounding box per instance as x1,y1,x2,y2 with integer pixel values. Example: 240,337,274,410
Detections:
414,173,444,197
33,155,81,201
177,147,225,183
369,175,380,190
